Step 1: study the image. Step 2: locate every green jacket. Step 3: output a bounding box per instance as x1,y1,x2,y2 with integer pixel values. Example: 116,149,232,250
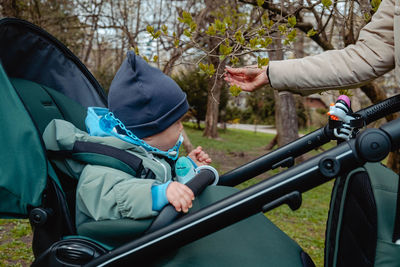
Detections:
43,119,174,226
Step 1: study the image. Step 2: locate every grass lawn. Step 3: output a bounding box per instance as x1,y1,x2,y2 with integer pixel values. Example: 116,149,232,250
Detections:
1,124,335,266
0,219,33,266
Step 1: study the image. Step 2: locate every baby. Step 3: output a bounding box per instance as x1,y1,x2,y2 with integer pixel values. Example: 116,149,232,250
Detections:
44,52,212,227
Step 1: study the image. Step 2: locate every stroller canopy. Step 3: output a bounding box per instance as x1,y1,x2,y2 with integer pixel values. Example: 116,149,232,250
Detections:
0,18,107,108
0,18,107,218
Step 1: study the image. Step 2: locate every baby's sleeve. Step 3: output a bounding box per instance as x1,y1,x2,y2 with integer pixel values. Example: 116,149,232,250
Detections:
77,165,158,221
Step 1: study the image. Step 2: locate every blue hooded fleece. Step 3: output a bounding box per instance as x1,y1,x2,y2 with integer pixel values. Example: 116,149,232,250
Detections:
108,52,189,139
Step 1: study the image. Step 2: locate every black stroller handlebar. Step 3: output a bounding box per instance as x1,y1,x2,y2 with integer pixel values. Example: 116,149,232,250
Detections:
358,94,400,125
146,168,216,234
219,94,400,187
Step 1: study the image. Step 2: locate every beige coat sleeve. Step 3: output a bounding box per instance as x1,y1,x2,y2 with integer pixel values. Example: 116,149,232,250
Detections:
269,0,395,95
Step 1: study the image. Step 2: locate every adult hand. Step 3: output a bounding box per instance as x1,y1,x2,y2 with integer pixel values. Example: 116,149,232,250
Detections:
166,181,194,213
188,146,212,166
224,65,269,92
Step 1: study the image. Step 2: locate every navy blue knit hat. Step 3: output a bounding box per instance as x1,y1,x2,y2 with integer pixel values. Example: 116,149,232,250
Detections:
108,52,189,138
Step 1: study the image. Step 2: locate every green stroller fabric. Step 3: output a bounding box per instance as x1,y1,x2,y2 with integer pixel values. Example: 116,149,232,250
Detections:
325,162,400,267
152,186,309,267
0,64,47,218
78,186,308,267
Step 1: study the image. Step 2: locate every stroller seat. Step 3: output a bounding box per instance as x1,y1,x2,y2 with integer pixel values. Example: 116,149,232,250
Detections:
8,76,315,266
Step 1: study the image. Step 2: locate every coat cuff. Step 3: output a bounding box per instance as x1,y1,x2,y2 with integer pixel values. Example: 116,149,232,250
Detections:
151,181,171,211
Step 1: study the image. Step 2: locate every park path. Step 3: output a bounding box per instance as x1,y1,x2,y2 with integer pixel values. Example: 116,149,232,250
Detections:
222,123,277,134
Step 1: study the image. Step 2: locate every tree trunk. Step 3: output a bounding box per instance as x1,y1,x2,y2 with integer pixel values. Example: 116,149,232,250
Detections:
387,150,400,173
275,91,299,146
270,33,300,148
203,75,222,138
202,0,225,139
265,134,278,150
360,81,399,122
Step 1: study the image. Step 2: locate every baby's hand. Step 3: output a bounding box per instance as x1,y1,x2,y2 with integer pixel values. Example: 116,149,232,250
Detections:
166,182,194,213
188,146,212,166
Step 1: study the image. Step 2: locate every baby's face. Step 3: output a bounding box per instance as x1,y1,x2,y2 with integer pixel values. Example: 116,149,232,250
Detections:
143,120,183,151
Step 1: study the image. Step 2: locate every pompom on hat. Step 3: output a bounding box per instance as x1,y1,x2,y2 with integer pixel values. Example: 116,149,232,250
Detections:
108,52,189,138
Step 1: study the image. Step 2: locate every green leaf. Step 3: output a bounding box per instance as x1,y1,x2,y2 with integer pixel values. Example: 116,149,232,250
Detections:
130,46,139,55
174,39,180,48
206,25,216,36
257,56,269,68
260,37,272,48
234,30,245,44
215,19,226,34
153,55,158,62
146,25,154,34
371,0,381,12
199,62,207,72
198,63,216,77
306,28,317,37
257,0,265,7
182,11,192,21
258,28,266,36
143,56,149,63
208,63,216,77
249,37,259,49
264,37,272,46
190,21,197,32
161,25,168,34
284,29,297,44
219,43,232,56
321,0,332,8
153,30,161,39
266,19,274,29
338,89,353,97
223,17,232,27
179,11,193,25
363,12,371,22
287,29,297,40
262,16,274,29
287,16,296,28
278,24,287,34
229,85,242,97
184,29,192,38
230,56,239,66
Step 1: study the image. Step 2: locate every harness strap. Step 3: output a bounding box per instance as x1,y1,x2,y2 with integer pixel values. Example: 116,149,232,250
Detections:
48,141,147,178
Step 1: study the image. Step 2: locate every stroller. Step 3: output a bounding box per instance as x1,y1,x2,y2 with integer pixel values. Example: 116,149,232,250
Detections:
0,18,399,266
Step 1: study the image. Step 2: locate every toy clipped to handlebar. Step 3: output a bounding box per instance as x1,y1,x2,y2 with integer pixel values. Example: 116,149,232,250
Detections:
327,95,364,141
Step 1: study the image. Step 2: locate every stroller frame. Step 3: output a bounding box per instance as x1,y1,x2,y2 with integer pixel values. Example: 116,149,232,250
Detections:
85,118,400,266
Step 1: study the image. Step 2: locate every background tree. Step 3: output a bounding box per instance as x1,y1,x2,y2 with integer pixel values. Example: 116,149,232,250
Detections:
0,0,85,55
144,0,302,141
174,67,229,129
173,69,210,129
